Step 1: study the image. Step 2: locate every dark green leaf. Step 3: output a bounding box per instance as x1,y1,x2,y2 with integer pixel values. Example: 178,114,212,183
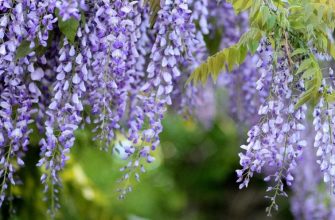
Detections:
57,10,80,44
35,31,54,57
16,40,34,59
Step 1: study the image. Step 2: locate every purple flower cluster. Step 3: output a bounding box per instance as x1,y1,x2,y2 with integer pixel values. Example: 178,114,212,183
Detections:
291,124,335,220
133,0,199,157
0,0,208,211
2,0,335,217
313,70,335,194
192,0,208,35
206,1,335,216
56,0,87,21
201,1,335,216
237,54,307,214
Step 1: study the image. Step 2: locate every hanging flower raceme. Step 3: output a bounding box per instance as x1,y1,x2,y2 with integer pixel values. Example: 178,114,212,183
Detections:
170,0,211,122
134,0,198,160
313,70,335,193
236,51,307,214
0,87,36,206
291,123,335,220
0,1,43,207
38,39,86,213
173,0,335,217
87,0,138,151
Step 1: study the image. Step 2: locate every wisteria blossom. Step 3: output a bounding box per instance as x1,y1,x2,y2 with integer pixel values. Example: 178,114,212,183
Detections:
291,124,335,220
0,0,208,212
237,53,307,214
1,0,335,218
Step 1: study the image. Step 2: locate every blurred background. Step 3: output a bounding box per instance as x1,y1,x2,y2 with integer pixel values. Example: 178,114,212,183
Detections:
0,112,293,220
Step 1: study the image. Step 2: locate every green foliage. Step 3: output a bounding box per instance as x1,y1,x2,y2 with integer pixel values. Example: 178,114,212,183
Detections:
295,56,322,109
188,28,263,84
189,0,335,108
227,0,253,13
16,41,33,59
16,35,54,60
325,92,335,102
144,0,161,27
16,36,54,59
56,10,80,44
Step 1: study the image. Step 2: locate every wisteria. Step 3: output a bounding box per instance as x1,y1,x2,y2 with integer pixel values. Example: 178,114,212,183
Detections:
0,0,210,213
291,124,335,220
237,52,308,214
2,0,335,218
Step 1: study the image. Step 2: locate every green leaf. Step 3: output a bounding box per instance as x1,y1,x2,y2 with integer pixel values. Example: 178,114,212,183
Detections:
301,68,315,79
260,6,270,26
238,45,248,64
325,92,335,102
228,46,238,71
291,48,307,57
188,28,262,84
16,40,34,59
35,31,54,57
296,58,323,109
204,28,222,55
187,48,228,85
249,0,261,20
295,86,314,109
81,11,86,28
35,45,48,57
228,0,252,13
328,41,335,60
57,10,80,44
266,15,276,29
144,0,161,27
248,40,259,54
296,58,312,74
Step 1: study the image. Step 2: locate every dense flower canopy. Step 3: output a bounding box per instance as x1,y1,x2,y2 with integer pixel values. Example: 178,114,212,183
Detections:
1,0,335,218
0,0,211,213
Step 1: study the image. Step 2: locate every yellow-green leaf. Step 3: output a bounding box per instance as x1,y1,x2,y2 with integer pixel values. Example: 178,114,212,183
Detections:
291,48,307,57
296,58,312,74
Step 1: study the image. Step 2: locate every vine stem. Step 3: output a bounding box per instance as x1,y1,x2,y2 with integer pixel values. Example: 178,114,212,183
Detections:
284,32,293,68
0,143,13,202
